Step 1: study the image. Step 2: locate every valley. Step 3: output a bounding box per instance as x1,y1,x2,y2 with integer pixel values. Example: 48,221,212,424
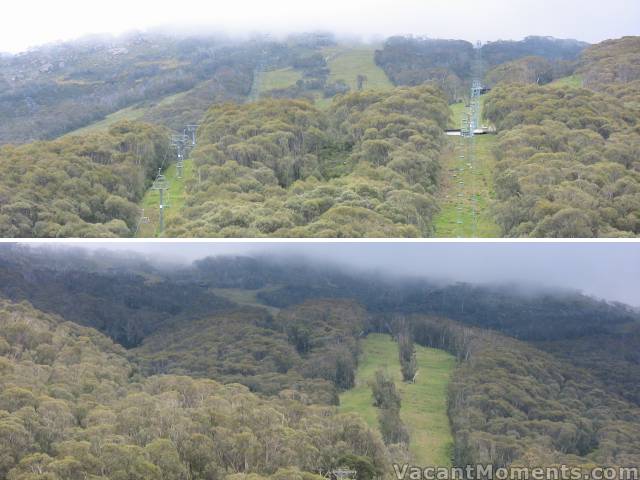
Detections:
1,245,639,478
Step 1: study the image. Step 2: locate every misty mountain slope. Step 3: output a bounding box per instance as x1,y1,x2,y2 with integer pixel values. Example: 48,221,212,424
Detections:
0,32,351,144
374,36,587,100
0,33,266,144
133,299,366,404
1,247,640,472
0,249,235,347
255,44,394,105
0,298,391,480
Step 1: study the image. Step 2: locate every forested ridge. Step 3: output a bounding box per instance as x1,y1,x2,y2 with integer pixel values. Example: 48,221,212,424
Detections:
408,316,640,467
1,248,640,477
0,34,266,144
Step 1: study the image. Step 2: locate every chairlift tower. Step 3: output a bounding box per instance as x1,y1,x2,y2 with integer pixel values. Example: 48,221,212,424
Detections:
171,133,189,179
184,125,199,147
133,208,150,236
151,170,170,235
332,467,357,480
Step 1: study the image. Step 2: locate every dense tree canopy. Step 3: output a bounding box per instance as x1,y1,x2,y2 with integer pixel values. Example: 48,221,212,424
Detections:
166,85,449,237
0,122,171,237
0,299,389,480
134,299,366,403
484,84,640,237
375,36,586,100
578,36,640,90
484,56,575,88
1,247,640,476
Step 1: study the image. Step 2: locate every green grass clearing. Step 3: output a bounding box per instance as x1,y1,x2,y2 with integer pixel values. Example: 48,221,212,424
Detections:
64,105,147,137
551,74,584,88
252,45,394,109
210,287,281,316
324,45,393,92
259,67,303,92
136,158,194,237
435,97,501,237
63,87,196,137
339,334,455,467
448,101,466,129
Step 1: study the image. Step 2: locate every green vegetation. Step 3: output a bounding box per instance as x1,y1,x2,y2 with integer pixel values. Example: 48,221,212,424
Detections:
0,299,389,480
436,98,500,237
64,105,147,136
0,121,171,237
412,316,640,467
578,36,640,90
485,57,580,87
340,334,455,467
1,247,640,475
134,299,366,402
434,134,500,237
255,45,393,109
375,36,586,101
551,74,584,87
260,67,304,92
325,46,394,92
137,158,194,237
210,287,281,316
484,83,640,237
0,34,261,144
164,85,449,237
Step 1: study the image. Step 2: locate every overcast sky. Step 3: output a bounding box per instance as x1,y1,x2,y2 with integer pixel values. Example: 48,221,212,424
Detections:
25,241,640,307
2,0,639,53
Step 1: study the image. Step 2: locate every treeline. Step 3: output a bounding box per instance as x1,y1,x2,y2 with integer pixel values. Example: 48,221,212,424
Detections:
166,85,449,237
483,56,576,87
0,247,234,346
578,36,640,90
0,122,172,237
375,36,586,99
0,299,389,480
408,316,640,468
374,37,473,100
484,83,640,237
263,52,351,101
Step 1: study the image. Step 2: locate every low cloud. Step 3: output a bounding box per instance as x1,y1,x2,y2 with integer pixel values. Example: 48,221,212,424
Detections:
19,241,640,307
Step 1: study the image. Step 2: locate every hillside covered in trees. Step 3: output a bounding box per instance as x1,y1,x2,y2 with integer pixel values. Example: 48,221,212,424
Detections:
484,77,640,237
374,36,587,99
1,246,640,478
165,85,449,237
0,122,171,237
2,32,639,238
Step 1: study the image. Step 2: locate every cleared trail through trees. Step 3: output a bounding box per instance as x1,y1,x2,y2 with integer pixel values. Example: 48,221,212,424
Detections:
434,97,500,237
339,334,455,467
434,129,500,237
136,158,194,237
